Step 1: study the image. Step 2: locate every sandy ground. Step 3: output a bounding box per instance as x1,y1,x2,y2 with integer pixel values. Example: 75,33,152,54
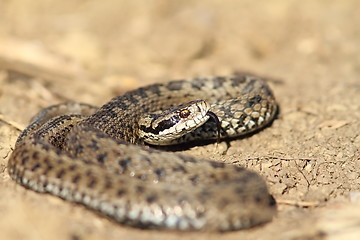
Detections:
1,1,360,239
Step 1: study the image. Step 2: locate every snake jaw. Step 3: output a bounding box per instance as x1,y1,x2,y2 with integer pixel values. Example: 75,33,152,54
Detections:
138,100,211,145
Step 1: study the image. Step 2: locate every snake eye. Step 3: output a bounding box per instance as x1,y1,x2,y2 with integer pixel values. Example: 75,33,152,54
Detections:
179,109,191,118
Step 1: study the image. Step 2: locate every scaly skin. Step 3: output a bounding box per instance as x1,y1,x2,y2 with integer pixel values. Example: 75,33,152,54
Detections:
8,74,278,231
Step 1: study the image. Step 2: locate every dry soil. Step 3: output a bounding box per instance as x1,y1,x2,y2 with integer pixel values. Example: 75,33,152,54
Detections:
0,1,360,240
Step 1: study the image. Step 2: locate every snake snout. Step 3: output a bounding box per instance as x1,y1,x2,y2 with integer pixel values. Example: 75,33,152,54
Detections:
138,100,211,145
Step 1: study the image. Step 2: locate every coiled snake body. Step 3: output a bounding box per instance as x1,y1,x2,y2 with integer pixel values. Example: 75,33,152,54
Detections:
8,74,278,231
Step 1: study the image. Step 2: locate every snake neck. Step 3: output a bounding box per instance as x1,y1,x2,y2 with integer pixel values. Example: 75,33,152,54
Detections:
82,81,209,144
81,89,172,144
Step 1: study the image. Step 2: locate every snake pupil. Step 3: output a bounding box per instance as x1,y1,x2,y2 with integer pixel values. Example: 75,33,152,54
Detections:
179,109,190,118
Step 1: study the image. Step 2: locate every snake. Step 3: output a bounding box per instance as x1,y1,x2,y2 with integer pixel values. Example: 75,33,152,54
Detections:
7,74,278,231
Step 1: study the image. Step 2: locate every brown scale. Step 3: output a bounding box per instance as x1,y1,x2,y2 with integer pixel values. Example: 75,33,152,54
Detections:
7,74,278,231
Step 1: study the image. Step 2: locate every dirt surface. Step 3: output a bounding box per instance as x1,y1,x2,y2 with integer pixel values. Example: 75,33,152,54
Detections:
1,1,360,239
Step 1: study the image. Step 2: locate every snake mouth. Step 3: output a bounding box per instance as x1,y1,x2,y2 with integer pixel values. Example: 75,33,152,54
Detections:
206,111,221,142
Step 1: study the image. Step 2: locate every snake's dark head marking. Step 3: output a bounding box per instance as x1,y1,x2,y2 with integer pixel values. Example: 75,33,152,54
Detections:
138,100,212,145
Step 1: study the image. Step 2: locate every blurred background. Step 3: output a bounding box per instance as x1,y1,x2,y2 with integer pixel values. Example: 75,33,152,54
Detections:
1,0,359,103
1,1,360,240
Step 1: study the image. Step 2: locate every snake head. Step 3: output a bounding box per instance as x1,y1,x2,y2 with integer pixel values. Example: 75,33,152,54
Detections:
138,100,212,145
